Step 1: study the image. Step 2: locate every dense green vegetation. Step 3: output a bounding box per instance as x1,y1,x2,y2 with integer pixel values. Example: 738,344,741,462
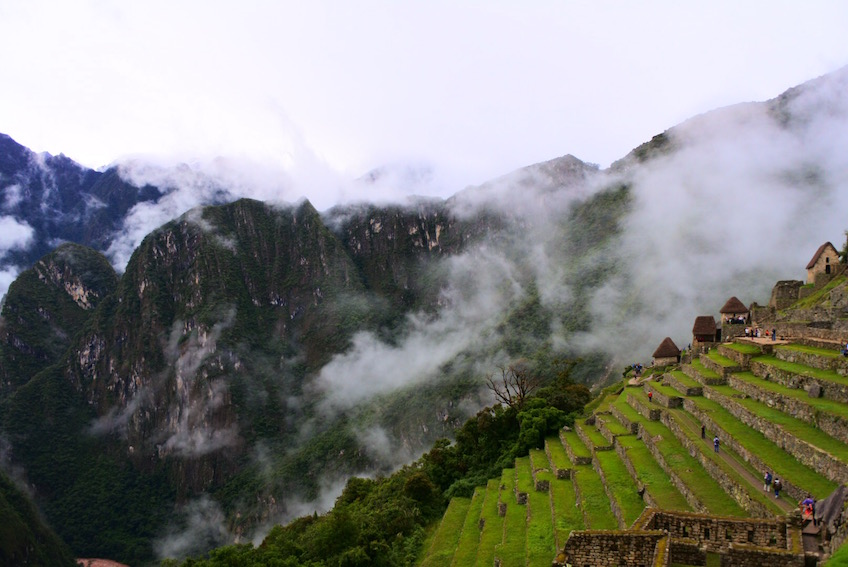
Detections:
161,364,589,566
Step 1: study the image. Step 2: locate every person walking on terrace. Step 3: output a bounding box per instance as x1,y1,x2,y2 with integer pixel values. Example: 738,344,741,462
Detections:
764,471,772,492
713,436,720,453
648,391,653,403
773,478,782,498
701,424,706,439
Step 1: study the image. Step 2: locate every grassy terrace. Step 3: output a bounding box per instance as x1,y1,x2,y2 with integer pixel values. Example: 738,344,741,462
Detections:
594,449,646,526
516,456,535,495
562,430,592,460
666,408,785,515
526,471,557,567
623,389,747,517
529,448,550,473
573,464,619,530
691,359,721,380
475,479,504,567
705,351,737,367
545,437,571,470
685,394,837,498
668,369,700,389
708,383,848,464
649,381,683,399
616,435,691,512
452,487,486,567
576,419,610,448
775,344,841,358
731,371,848,420
494,468,526,567
790,274,846,309
752,355,848,387
723,342,762,355
420,496,471,567
612,395,644,425
598,415,631,437
550,475,582,547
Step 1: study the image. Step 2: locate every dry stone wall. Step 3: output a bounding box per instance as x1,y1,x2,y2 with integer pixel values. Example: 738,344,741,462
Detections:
663,372,702,396
774,348,848,376
750,359,848,403
701,384,848,485
726,373,848,443
557,530,665,567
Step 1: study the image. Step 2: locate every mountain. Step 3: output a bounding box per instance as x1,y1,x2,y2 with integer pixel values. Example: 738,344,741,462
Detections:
1,64,848,564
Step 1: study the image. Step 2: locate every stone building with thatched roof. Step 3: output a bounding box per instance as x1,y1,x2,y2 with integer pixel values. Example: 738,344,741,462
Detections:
806,242,840,284
652,337,680,366
692,315,718,353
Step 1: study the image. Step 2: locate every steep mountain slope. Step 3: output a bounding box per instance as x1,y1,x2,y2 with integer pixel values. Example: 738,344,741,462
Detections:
1,65,848,564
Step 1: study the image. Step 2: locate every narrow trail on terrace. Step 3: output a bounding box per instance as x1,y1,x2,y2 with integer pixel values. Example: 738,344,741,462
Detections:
672,408,795,514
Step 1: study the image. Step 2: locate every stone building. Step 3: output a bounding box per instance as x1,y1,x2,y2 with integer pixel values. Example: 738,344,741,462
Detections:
806,242,840,284
652,337,680,366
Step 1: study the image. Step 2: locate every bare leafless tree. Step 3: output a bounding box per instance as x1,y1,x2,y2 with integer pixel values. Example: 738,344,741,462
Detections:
485,362,540,411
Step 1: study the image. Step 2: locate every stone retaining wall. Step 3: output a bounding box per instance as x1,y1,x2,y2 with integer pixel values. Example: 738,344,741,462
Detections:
682,398,805,502
614,439,658,510
627,392,661,421
557,530,665,567
611,405,640,434
699,353,741,378
644,382,682,408
658,411,773,518
636,423,709,514
701,385,848,485
774,347,848,376
576,422,614,452
592,454,626,529
641,510,790,552
663,372,703,396
750,359,848,403
717,344,760,368
561,429,592,465
683,362,726,386
545,442,572,479
726,373,848,444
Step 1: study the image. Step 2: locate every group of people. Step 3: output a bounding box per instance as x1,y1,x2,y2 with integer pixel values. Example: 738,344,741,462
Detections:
763,471,782,497
724,315,748,324
744,327,778,340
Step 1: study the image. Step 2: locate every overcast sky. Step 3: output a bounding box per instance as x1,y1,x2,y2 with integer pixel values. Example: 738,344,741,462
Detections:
2,1,847,205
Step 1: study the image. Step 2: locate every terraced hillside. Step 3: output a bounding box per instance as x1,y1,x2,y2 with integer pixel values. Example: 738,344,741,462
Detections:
417,333,848,566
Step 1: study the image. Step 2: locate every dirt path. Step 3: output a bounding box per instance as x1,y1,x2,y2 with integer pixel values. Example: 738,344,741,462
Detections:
672,409,794,514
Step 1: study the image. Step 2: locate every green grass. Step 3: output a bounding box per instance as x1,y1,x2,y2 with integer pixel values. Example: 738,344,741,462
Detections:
623,391,747,517
790,274,846,309
420,496,471,567
691,359,721,380
451,487,487,567
576,419,610,448
594,450,645,526
616,435,691,512
562,430,592,459
572,465,619,529
526,471,557,567
598,416,630,437
475,479,505,567
666,409,785,515
649,381,683,399
723,342,762,355
545,437,571,470
824,538,848,565
668,370,700,389
583,382,625,415
775,344,840,358
753,355,848,386
731,371,848,420
494,468,527,567
709,383,848,463
550,477,582,547
705,351,737,367
612,395,644,425
515,457,534,495
529,449,550,473
684,394,837,498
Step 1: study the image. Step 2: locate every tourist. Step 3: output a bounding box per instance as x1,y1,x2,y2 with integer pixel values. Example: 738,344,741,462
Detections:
772,328,777,341
764,471,772,492
648,391,653,403
773,478,782,498
713,436,720,453
701,424,706,439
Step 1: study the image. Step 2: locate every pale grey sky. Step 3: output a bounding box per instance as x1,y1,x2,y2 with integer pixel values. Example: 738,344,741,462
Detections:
1,1,847,203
